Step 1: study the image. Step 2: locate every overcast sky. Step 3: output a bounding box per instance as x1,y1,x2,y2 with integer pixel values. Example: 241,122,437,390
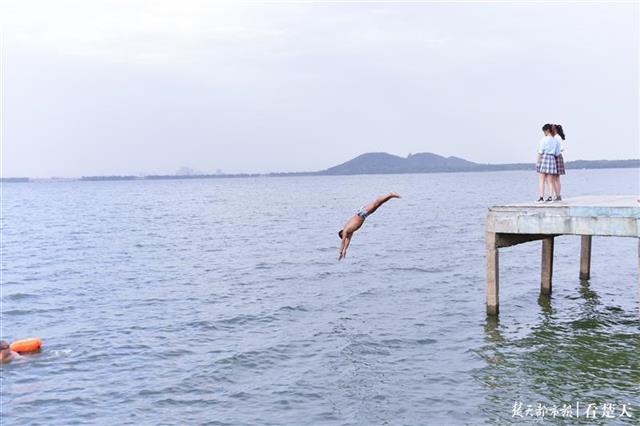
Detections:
1,0,638,177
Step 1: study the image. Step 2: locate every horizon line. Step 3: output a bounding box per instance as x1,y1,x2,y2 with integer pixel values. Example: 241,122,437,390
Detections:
3,156,639,181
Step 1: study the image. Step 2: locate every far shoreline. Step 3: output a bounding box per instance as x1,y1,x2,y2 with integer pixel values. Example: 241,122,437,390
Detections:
3,163,638,184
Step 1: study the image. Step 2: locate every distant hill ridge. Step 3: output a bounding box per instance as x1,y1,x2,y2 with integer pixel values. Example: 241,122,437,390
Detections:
321,152,479,175
2,152,638,182
317,152,640,175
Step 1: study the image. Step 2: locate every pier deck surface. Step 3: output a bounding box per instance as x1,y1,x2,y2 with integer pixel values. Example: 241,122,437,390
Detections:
487,195,639,237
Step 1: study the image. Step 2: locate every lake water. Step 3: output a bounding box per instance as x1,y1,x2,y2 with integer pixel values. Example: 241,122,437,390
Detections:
1,169,639,425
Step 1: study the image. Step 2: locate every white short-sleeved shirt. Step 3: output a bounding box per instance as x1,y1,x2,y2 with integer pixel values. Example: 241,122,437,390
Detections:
538,135,560,155
554,134,566,153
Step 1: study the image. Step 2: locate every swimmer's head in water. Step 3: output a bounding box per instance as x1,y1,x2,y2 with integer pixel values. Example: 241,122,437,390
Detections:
0,341,11,360
338,229,344,239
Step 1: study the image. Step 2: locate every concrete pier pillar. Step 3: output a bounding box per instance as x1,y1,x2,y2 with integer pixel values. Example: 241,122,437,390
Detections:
486,232,499,315
580,235,592,280
541,237,554,295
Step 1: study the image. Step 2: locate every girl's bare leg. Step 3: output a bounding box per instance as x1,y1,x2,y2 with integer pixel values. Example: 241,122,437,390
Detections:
538,173,545,198
546,175,553,198
552,175,560,198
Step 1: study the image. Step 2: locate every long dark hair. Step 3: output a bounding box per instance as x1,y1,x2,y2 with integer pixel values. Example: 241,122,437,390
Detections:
542,123,553,133
554,124,566,140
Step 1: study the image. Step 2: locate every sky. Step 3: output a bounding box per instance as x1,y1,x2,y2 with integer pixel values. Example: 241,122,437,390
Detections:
1,0,638,177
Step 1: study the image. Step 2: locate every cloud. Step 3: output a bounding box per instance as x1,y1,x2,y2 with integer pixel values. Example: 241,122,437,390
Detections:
1,1,637,177
1,0,289,65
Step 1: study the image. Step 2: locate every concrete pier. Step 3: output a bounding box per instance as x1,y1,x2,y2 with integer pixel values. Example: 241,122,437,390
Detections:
485,196,640,315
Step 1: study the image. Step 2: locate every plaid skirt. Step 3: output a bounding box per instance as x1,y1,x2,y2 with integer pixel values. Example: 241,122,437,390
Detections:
556,153,566,175
537,153,558,175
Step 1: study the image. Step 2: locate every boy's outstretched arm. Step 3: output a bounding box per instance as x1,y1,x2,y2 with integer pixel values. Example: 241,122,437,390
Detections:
338,236,351,261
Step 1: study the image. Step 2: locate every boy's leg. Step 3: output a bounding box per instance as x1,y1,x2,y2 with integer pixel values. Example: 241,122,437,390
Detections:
364,193,396,215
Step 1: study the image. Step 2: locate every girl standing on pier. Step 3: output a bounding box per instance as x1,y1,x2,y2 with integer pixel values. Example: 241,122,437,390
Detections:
552,124,566,200
536,124,560,202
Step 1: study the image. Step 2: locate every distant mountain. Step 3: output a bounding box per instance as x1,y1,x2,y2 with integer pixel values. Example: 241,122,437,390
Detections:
322,152,480,175
317,152,640,176
406,153,477,170
322,153,407,175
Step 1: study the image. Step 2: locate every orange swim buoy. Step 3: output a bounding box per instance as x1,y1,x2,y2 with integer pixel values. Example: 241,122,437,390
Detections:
10,338,42,353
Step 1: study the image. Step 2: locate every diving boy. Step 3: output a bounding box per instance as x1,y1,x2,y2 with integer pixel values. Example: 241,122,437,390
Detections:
338,192,401,261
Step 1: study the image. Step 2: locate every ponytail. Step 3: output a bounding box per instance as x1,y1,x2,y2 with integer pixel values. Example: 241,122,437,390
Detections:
554,124,565,140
